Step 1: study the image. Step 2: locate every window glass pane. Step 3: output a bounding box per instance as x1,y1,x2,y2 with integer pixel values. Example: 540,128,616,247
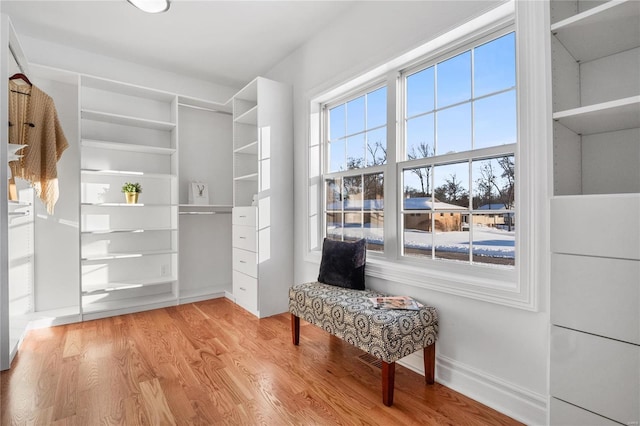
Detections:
343,175,362,211
363,173,384,211
344,212,363,241
471,213,515,266
325,178,342,211
474,32,516,97
406,113,434,160
329,104,345,141
436,103,471,155
326,212,343,241
364,212,384,252
433,162,469,208
328,139,345,172
472,156,515,210
406,66,434,117
403,167,432,200
434,220,470,261
367,87,387,129
346,134,365,170
474,91,517,150
366,127,387,166
403,213,432,257
346,96,365,135
437,51,471,108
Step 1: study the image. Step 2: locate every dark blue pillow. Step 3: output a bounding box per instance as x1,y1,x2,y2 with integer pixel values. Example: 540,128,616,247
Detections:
317,238,366,290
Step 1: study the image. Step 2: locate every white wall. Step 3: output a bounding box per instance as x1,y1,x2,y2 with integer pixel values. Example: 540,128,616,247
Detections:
18,34,239,104
265,1,549,424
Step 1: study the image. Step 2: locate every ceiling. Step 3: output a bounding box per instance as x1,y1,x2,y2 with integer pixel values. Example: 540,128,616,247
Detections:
1,0,356,88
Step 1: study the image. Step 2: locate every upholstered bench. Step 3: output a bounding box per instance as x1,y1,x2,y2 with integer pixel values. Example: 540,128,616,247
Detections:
289,281,438,406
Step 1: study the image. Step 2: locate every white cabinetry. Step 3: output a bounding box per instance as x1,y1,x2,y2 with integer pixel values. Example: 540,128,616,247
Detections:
80,76,179,319
549,1,640,424
231,77,292,318
177,97,233,303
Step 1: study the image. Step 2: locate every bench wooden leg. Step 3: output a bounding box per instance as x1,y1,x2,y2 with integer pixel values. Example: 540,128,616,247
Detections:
424,342,435,385
291,314,300,345
382,361,395,406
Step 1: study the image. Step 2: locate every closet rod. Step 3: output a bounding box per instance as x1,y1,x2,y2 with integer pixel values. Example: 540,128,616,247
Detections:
177,103,232,115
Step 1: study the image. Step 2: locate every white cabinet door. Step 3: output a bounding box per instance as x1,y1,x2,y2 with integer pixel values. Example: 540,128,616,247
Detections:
550,326,640,425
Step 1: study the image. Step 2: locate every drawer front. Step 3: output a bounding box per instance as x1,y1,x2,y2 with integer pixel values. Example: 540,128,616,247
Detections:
550,194,640,260
551,253,640,345
233,270,257,313
232,247,257,278
232,225,257,252
551,326,640,425
232,207,257,227
550,398,619,426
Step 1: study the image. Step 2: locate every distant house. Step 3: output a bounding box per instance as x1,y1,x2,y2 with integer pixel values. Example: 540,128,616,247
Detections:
477,203,515,229
403,197,467,232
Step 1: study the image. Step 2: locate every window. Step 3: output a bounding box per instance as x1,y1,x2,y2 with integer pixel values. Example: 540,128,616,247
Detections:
324,86,386,251
401,32,516,267
310,2,546,309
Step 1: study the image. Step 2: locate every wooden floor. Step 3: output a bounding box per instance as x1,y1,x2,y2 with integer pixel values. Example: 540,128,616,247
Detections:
1,298,522,425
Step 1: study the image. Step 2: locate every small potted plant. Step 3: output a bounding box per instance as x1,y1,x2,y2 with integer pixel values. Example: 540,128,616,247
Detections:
122,182,142,204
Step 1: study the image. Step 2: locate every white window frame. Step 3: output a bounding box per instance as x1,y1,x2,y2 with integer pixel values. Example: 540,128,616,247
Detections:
304,1,549,311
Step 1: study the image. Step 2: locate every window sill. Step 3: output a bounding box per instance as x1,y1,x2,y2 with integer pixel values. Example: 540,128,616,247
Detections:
304,250,536,311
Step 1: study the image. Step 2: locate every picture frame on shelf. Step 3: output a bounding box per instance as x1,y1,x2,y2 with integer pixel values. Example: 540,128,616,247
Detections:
188,181,209,205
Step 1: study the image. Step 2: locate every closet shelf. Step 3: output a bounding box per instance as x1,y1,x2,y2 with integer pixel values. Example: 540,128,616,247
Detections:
81,139,176,155
550,0,640,63
81,169,177,179
82,276,176,295
553,96,640,135
81,249,177,262
234,106,258,125
81,227,177,235
234,173,259,182
81,109,176,131
81,202,177,207
82,294,177,317
234,141,258,155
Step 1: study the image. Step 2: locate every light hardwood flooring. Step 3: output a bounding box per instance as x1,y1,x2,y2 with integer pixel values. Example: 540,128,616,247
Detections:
1,298,523,425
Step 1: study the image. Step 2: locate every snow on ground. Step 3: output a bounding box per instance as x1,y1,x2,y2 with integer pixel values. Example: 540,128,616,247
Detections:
329,224,515,259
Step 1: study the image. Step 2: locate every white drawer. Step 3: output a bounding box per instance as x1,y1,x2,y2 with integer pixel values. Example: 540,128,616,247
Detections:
232,247,257,278
551,253,640,344
551,398,619,426
551,194,640,260
551,326,640,425
232,225,257,252
233,270,257,313
232,207,257,227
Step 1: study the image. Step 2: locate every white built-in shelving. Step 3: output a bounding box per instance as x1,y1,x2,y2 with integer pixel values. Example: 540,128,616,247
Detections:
231,77,293,318
177,96,233,304
549,1,640,425
79,75,179,317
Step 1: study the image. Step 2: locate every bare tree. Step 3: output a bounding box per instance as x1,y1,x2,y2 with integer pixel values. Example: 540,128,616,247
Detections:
434,173,468,206
407,142,434,196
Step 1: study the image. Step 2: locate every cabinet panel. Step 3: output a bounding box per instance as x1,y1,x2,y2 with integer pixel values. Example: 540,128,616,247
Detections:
232,248,257,278
551,253,640,344
550,326,640,425
232,225,256,252
550,194,640,260
232,270,257,313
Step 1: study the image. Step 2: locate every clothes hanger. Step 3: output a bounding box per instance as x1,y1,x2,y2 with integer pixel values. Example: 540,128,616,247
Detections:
9,73,32,86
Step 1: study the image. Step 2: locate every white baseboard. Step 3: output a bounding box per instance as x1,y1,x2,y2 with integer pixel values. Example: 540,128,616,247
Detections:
398,352,547,426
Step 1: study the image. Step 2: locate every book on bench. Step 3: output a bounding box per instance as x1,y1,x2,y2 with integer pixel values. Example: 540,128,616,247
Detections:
369,296,422,311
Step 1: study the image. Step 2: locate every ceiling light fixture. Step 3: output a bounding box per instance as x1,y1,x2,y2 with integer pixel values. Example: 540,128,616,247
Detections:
127,0,170,14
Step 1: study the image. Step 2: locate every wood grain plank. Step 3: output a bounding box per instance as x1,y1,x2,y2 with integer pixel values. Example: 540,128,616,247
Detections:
139,377,177,425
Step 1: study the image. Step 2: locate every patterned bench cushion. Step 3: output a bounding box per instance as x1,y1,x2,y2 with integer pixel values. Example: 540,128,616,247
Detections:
289,282,438,363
